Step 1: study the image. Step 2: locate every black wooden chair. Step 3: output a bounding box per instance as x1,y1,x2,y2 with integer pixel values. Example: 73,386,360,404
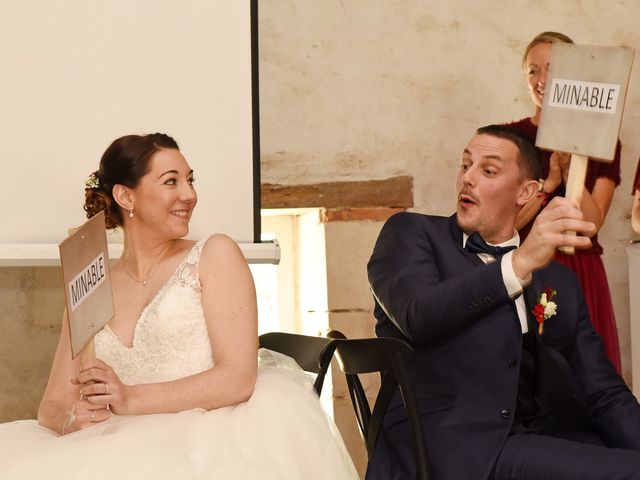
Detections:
258,331,342,396
327,331,431,480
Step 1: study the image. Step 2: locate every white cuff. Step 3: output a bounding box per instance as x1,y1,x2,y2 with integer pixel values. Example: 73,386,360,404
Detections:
501,250,531,298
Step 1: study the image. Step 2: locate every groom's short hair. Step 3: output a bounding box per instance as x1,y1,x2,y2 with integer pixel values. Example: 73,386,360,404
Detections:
476,125,541,181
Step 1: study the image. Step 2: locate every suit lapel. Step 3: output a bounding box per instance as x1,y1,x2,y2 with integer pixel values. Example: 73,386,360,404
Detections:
524,277,562,405
523,277,541,335
524,275,589,431
460,246,486,266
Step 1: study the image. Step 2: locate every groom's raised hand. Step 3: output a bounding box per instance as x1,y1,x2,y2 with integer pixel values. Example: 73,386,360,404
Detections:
511,196,596,280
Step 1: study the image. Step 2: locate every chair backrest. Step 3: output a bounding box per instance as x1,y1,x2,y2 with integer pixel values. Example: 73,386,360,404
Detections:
328,331,431,480
258,331,341,395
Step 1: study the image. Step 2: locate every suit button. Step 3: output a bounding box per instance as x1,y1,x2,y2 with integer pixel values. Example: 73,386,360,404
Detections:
500,409,511,419
508,358,519,367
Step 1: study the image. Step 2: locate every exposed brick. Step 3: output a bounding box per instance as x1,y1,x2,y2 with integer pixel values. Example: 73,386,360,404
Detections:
321,207,405,223
262,176,413,209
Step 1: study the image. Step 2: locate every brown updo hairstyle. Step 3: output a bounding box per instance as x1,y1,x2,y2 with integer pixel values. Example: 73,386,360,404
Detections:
521,31,574,69
84,133,179,229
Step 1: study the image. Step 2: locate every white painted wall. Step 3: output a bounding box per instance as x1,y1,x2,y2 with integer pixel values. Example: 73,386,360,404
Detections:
0,0,255,244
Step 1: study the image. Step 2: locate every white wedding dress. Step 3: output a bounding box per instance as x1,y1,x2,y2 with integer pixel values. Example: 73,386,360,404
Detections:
0,238,358,479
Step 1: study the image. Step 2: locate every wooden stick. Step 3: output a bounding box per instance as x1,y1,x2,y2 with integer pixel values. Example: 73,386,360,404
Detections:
77,338,96,390
559,154,589,255
78,338,96,366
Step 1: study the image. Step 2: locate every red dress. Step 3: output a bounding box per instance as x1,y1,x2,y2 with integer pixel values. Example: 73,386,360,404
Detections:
508,117,622,373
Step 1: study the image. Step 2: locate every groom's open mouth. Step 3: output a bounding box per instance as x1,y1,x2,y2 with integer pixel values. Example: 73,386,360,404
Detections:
458,193,478,207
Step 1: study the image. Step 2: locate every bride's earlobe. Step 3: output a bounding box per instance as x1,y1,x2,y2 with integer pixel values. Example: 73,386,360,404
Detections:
112,184,134,212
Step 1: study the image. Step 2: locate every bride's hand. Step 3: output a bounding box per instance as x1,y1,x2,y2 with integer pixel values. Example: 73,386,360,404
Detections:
62,398,112,434
72,359,132,415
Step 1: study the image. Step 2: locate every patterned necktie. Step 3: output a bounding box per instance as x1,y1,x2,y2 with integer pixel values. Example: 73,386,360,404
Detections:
466,232,516,257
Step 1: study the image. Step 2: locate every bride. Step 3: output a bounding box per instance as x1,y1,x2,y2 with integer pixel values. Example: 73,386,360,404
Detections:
0,133,358,479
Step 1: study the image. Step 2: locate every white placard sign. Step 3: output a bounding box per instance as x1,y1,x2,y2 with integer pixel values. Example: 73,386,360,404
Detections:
59,212,114,358
537,43,634,161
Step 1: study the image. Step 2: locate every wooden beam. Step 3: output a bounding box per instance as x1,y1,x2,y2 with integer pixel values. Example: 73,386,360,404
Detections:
261,175,413,209
321,207,405,223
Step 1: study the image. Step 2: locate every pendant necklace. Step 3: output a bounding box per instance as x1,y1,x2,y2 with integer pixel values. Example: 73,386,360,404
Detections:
124,240,175,286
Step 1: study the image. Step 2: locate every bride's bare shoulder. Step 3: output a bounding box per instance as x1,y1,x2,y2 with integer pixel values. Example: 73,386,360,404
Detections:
199,234,245,268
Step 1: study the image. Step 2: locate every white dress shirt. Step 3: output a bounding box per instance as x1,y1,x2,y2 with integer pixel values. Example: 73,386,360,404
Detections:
462,232,531,333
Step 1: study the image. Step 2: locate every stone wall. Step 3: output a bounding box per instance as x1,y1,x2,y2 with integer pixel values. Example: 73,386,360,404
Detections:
1,1,639,477
0,268,63,421
259,0,640,378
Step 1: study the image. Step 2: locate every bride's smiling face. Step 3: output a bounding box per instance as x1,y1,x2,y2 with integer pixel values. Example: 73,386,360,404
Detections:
131,148,197,238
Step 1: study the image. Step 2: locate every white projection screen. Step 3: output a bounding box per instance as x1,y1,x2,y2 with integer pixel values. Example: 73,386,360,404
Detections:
0,0,260,250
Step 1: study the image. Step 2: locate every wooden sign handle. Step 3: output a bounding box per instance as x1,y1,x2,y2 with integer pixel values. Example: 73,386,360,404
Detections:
77,338,97,391
78,338,96,367
559,154,589,255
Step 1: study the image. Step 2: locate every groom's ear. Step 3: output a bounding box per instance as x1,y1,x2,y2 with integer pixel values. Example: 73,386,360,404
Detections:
516,179,540,207
112,184,135,211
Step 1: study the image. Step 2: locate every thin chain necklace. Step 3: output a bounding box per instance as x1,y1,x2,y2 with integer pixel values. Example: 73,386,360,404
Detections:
123,240,175,286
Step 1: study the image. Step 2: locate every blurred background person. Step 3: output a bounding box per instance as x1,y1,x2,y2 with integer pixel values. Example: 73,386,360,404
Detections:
506,31,622,372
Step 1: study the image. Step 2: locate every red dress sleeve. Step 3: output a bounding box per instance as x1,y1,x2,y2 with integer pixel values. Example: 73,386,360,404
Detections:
633,157,640,194
585,140,622,191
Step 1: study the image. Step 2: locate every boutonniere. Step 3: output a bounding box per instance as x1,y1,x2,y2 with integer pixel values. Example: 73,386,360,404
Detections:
531,287,557,335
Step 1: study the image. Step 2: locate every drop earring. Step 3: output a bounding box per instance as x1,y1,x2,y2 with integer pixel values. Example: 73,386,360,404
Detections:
128,209,134,218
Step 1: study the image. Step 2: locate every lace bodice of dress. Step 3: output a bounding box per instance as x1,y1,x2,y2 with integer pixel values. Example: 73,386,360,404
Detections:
95,238,214,385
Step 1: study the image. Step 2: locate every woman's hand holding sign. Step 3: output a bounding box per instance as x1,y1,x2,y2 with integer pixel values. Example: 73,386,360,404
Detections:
550,151,571,185
73,359,131,415
62,358,131,433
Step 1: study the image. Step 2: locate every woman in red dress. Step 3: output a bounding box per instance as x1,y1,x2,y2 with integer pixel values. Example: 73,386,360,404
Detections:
507,31,622,372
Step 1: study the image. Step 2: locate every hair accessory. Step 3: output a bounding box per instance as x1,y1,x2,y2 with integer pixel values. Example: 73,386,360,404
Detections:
128,209,134,219
85,171,100,190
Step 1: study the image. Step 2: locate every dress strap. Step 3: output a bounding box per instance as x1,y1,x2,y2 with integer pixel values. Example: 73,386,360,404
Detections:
174,236,212,290
184,236,210,266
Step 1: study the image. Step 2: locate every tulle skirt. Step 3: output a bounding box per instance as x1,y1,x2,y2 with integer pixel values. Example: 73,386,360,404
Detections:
0,349,358,480
555,250,621,373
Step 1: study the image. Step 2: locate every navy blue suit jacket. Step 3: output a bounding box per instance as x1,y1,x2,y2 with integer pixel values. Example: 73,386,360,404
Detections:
367,212,640,480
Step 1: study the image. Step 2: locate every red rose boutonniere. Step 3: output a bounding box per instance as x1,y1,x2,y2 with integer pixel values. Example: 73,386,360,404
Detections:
532,287,557,335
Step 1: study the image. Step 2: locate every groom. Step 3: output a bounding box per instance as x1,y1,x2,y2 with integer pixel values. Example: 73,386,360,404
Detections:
367,125,640,480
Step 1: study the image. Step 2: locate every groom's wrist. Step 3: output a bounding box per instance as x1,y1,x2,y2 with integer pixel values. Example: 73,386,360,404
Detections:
511,249,534,283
